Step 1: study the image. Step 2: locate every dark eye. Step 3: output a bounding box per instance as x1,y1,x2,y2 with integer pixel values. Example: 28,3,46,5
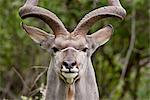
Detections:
82,47,88,52
52,47,59,53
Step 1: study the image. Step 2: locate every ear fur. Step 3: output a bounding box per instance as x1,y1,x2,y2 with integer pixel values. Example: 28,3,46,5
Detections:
22,23,54,44
89,24,113,48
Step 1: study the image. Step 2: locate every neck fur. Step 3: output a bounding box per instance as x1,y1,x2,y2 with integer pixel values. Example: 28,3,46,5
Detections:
45,58,99,100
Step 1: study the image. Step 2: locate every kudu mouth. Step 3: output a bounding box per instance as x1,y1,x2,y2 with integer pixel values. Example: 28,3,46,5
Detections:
61,66,79,84
60,67,79,84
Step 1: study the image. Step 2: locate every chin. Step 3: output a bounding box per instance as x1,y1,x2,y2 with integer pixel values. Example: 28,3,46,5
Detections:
60,72,79,84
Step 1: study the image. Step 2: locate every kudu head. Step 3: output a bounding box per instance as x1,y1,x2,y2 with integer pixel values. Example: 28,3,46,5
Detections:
19,0,126,84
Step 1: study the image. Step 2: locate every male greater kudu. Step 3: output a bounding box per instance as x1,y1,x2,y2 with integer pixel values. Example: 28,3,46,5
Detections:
19,0,126,100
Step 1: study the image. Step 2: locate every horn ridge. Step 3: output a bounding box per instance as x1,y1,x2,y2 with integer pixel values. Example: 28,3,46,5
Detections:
19,0,69,36
73,0,126,36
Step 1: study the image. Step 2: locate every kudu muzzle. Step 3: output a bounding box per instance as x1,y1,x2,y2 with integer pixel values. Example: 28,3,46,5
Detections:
60,47,79,84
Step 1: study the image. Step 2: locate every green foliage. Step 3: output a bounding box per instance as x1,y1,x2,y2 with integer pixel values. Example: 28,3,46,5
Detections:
0,0,149,99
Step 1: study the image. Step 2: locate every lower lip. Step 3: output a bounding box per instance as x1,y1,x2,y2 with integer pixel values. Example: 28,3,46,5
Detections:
61,72,78,79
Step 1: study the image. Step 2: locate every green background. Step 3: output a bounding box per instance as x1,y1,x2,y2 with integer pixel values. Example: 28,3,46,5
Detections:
0,0,149,99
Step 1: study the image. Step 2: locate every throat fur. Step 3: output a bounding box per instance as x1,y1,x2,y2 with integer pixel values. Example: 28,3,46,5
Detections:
66,84,75,100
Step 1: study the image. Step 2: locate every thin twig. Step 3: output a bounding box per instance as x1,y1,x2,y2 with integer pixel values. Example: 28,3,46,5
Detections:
31,67,48,89
31,66,48,69
139,57,150,67
29,87,41,96
12,67,30,91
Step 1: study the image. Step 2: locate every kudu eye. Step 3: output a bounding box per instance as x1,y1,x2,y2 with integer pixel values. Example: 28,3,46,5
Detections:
52,47,59,53
82,47,88,52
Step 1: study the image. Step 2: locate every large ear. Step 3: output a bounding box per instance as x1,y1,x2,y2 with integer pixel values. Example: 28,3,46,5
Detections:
22,23,54,44
88,24,113,49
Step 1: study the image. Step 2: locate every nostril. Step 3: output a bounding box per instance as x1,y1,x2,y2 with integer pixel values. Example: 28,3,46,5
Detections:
63,61,68,67
62,61,76,69
71,61,77,66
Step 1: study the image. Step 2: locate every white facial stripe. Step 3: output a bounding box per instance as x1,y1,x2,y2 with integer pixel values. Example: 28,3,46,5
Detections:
70,67,79,73
61,47,79,52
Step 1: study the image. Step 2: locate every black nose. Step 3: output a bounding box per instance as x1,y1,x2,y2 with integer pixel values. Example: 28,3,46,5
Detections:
62,61,77,69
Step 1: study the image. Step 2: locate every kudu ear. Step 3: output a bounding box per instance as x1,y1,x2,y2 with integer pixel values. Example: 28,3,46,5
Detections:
89,25,113,48
22,23,54,44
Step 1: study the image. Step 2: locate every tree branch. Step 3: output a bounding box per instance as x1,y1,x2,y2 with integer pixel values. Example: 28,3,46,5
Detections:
12,67,30,91
121,2,136,79
30,67,48,89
